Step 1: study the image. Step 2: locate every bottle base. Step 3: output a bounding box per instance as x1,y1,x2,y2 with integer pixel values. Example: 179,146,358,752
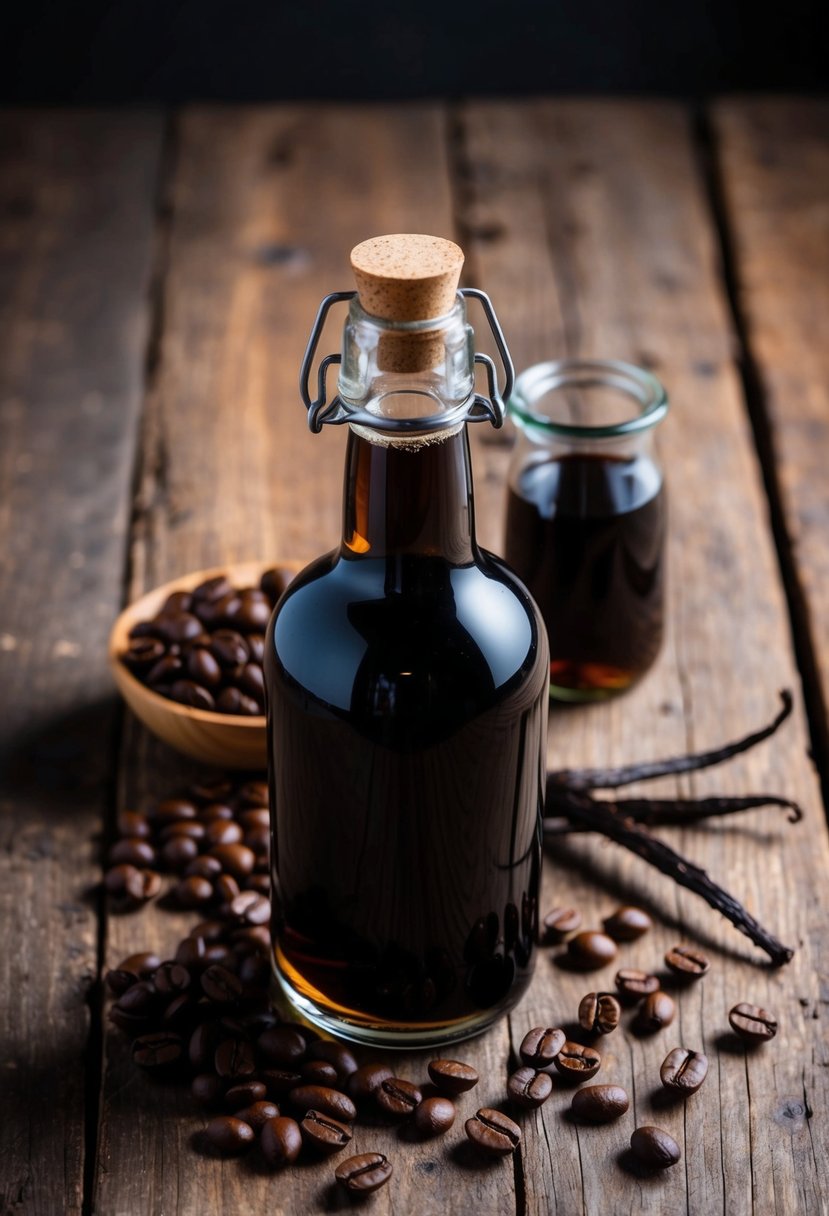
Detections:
270,953,526,1050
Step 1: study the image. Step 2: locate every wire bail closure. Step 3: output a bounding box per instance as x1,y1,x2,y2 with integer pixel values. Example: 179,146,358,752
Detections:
299,289,515,434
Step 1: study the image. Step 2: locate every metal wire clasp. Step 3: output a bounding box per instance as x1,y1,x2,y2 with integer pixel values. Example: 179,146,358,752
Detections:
298,288,515,434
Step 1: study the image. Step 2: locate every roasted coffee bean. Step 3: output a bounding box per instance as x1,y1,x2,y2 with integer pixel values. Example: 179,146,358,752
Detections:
109,1005,152,1036
260,1115,302,1167
117,980,159,1016
105,864,160,903
238,663,266,702
193,575,233,605
155,611,203,645
160,820,205,843
189,917,225,941
300,1109,353,1156
660,1048,709,1094
414,1096,455,1137
108,837,156,868
567,931,617,970
519,1026,566,1068
665,945,710,978
376,1077,422,1118
247,635,266,665
162,590,193,614
262,1069,304,1098
554,1042,602,1081
214,874,241,904
168,679,216,710
162,835,200,872
132,1031,183,1069
192,1072,225,1107
118,951,162,978
634,991,676,1034
185,857,222,881
239,807,269,830
542,906,582,943
209,843,256,878
204,819,243,847
205,1115,255,1155
232,595,272,635
116,809,151,839
289,1085,357,1123
306,1039,358,1082
200,801,235,822
235,1101,280,1132
465,1108,521,1157
105,968,138,996
154,798,198,825
578,992,621,1036
174,875,214,908
160,994,196,1029
257,1025,307,1067
229,890,271,926
225,1081,267,1110
427,1059,479,1095
348,1063,394,1103
615,968,661,1002
260,567,290,602
571,1084,629,1123
176,936,206,969
216,687,262,716
153,962,191,996
201,964,243,1004
729,1002,777,1043
238,779,269,806
186,647,222,688
147,655,183,686
123,636,166,673
507,1066,553,1110
630,1125,681,1168
210,630,249,669
602,905,652,942
244,866,270,890
335,1152,393,1195
214,1038,256,1079
301,1060,339,1087
238,953,270,989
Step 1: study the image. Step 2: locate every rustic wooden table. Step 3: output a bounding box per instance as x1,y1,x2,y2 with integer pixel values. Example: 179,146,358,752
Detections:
1,99,828,1216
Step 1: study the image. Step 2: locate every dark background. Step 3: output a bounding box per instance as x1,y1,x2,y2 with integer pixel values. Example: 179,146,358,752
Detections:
2,0,827,102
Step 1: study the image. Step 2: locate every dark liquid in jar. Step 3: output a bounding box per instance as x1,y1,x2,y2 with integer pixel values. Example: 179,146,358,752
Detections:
505,452,665,696
266,433,548,1035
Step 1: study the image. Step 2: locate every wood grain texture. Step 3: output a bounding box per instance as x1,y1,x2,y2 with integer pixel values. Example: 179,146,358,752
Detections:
458,99,828,1215
0,111,162,1213
713,98,829,764
95,104,517,1216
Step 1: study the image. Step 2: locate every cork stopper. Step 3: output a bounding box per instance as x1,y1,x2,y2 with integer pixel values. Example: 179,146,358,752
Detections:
350,234,464,373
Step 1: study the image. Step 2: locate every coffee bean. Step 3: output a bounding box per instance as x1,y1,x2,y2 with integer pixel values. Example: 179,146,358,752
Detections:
262,1069,304,1098
105,968,138,996
665,945,710,978
261,1115,303,1167
153,962,191,996
214,1038,256,1079
335,1151,393,1195
260,567,290,602
729,1002,777,1043
414,1096,456,1136
235,1101,280,1132
123,636,166,673
567,931,617,970
154,798,198,825
160,821,205,843
238,663,265,702
210,630,249,669
168,679,216,710
306,1039,358,1083
185,857,222,881
116,810,151,839
519,1026,565,1068
192,1073,225,1107
247,635,266,665
216,687,262,716
175,875,214,908
578,992,621,1036
188,1021,222,1069
204,819,243,847
108,837,156,868
225,1081,267,1110
240,807,269,830
147,655,183,686
132,1031,183,1069
205,1115,255,1155
615,968,660,1002
602,905,652,942
507,1066,553,1110
156,611,203,645
542,906,582,943
176,936,206,970
300,1109,353,1156
200,801,235,822
209,843,256,878
201,964,243,1004
239,778,270,806
660,1048,709,1093
117,980,159,1016
104,864,160,904
465,1108,521,1157
630,1125,681,1168
186,647,222,688
289,1085,357,1123
348,1063,394,1103
162,835,200,872
193,574,233,605
634,991,675,1034
118,951,162,978
215,874,241,904
571,1084,629,1123
229,890,271,926
257,1025,307,1067
427,1058,479,1095
375,1077,422,1118
554,1042,602,1081
301,1060,339,1087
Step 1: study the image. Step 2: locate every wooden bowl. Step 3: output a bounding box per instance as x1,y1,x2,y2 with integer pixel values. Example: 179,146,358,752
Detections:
108,559,305,769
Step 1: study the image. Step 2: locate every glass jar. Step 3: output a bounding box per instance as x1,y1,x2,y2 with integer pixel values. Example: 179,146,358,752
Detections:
505,358,669,701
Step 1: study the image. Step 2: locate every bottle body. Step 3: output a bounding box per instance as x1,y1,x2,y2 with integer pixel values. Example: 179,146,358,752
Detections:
266,426,548,1046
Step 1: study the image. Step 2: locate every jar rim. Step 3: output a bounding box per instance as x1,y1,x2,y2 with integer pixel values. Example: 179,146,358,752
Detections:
508,358,669,439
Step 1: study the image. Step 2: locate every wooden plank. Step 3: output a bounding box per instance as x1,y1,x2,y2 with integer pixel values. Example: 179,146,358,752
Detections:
0,112,162,1214
459,99,828,1215
96,104,520,1216
713,98,829,761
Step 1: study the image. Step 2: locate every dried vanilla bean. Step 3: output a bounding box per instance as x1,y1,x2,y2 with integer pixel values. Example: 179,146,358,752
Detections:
544,793,802,833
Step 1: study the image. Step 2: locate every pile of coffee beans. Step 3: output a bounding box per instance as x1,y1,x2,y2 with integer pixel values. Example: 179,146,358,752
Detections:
104,776,270,910
105,786,779,1192
119,568,293,715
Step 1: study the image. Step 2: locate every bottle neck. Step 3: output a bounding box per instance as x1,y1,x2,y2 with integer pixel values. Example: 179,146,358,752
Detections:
341,424,477,563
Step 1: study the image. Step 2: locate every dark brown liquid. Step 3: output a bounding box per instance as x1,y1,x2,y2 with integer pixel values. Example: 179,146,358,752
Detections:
505,453,665,696
265,429,548,1037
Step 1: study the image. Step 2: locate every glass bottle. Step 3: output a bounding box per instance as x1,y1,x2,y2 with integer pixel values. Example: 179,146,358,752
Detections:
265,235,549,1047
505,358,669,701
